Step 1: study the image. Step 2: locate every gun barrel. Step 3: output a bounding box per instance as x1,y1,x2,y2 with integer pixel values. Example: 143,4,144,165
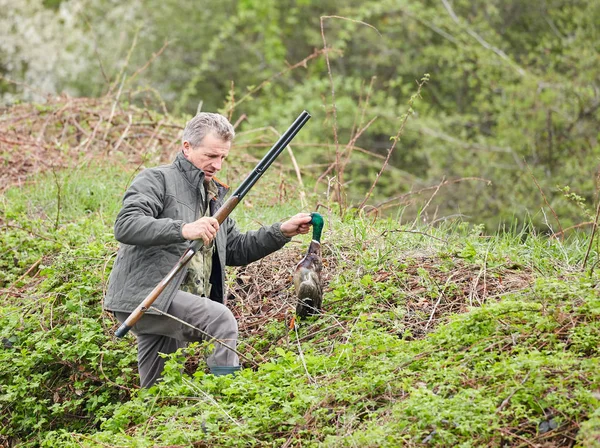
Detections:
235,110,311,199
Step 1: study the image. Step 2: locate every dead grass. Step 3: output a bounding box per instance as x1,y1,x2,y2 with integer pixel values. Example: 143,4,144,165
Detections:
229,246,534,352
0,95,182,192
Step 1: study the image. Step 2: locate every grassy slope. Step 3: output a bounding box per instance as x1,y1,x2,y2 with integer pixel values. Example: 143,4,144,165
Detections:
1,103,599,447
1,162,598,448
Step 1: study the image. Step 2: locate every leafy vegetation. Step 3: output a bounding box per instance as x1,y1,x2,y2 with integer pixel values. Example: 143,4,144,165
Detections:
1,105,599,445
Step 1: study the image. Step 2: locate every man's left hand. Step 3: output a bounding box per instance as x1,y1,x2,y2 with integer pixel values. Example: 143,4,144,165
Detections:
280,213,313,238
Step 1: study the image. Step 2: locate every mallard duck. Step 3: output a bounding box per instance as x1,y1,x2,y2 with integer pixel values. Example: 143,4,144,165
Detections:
294,212,324,318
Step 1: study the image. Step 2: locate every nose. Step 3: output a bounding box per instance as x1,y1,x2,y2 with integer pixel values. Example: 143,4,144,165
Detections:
212,158,222,171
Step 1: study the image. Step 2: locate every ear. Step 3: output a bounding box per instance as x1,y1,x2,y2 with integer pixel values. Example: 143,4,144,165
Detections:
182,141,191,157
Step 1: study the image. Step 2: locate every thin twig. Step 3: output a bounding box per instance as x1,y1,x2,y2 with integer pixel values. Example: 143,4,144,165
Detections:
234,141,385,160
36,101,70,144
499,428,538,448
80,116,103,153
182,377,241,426
525,160,563,238
339,115,378,195
320,16,381,210
440,0,527,77
551,221,594,239
1,257,43,302
0,134,44,148
469,248,489,306
320,16,341,205
51,168,62,230
147,306,258,368
380,229,447,243
419,125,523,169
227,81,235,122
244,126,307,208
358,75,430,210
0,221,59,243
99,352,135,391
337,76,378,211
425,274,455,331
582,197,600,269
225,48,328,114
294,323,315,384
102,74,127,144
127,40,170,84
109,27,139,95
0,74,48,98
112,113,133,153
411,176,445,229
81,12,111,87
232,114,247,129
496,371,532,413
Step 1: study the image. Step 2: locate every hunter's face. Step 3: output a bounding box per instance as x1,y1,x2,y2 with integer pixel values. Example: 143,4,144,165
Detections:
183,132,231,181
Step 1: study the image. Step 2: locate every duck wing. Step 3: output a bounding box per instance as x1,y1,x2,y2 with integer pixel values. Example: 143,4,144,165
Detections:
294,267,322,317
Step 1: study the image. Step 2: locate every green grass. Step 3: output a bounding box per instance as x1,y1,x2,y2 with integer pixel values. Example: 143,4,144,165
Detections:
1,162,599,447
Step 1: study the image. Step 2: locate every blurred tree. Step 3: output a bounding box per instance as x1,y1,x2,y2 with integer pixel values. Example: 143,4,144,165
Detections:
1,0,598,230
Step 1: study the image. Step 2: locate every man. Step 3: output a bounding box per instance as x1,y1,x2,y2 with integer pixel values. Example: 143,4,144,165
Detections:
104,112,312,387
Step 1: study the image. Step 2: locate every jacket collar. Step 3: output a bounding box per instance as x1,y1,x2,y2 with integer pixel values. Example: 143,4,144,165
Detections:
174,151,229,200
175,151,204,187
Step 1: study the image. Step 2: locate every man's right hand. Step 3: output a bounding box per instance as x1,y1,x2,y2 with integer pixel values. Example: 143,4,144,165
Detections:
182,217,219,245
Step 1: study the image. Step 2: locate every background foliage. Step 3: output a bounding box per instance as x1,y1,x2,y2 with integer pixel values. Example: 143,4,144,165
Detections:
1,0,599,230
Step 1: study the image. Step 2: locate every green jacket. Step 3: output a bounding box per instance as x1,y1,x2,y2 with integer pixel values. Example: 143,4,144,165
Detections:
104,152,291,314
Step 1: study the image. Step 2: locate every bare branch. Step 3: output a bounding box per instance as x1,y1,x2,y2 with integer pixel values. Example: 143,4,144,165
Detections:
358,75,430,210
440,0,527,77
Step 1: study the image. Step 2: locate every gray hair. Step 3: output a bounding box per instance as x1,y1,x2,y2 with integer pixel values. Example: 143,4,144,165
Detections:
182,113,235,148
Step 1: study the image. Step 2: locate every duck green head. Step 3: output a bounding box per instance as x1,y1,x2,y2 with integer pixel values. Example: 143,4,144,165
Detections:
310,212,324,242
